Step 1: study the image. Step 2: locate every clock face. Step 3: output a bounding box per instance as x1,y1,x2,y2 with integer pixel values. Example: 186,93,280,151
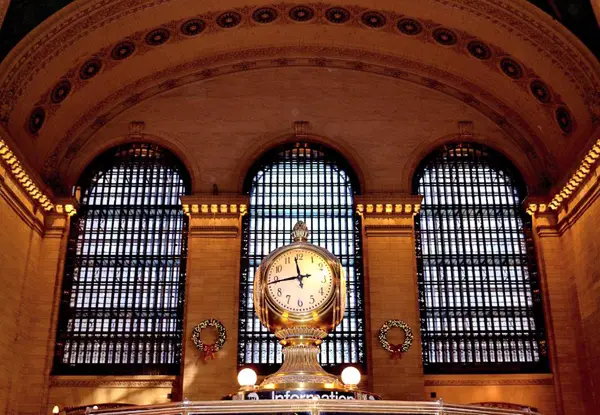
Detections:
266,247,334,313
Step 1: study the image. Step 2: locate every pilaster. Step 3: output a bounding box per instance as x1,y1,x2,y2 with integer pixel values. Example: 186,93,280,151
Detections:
355,194,424,400
529,209,588,415
180,194,248,401
12,200,75,415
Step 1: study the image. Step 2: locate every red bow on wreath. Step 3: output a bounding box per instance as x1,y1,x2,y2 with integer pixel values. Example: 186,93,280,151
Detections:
389,344,405,359
192,319,227,363
202,345,215,361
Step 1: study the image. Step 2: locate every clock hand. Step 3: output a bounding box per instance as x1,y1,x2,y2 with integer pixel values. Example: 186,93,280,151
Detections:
294,256,302,276
297,273,311,288
267,275,301,285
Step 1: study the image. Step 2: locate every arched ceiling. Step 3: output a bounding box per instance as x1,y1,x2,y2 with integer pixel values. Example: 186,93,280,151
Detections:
0,0,599,194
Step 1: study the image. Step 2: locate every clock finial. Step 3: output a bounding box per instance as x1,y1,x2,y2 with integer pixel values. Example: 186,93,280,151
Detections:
291,221,309,242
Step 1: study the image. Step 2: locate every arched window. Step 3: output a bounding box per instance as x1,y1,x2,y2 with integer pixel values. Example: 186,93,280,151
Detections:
413,143,548,374
53,143,190,375
238,142,365,374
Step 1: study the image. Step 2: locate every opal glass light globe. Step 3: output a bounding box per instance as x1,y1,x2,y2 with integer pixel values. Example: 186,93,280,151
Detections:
237,368,258,386
341,366,361,386
52,406,60,414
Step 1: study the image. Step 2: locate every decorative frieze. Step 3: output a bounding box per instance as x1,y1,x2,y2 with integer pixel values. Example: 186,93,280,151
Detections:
0,137,54,211
356,195,423,218
182,202,247,217
355,194,423,237
527,137,600,216
181,194,249,238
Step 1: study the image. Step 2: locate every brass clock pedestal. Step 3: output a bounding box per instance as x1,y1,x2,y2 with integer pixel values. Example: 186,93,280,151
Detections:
259,328,344,391
247,222,378,400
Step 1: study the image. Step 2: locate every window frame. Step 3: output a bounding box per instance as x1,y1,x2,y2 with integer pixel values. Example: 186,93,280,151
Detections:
413,142,549,374
237,141,366,375
52,143,191,376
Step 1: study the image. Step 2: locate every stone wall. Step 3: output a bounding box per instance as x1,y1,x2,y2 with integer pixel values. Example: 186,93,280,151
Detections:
0,164,45,414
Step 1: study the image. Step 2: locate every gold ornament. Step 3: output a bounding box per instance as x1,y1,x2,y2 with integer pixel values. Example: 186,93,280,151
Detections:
253,221,346,390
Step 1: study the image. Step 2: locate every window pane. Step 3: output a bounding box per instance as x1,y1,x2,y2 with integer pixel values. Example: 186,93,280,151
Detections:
414,143,548,374
238,143,366,374
53,143,189,375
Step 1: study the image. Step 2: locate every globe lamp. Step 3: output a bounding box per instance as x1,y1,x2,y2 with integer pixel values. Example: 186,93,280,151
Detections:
341,366,361,389
237,368,258,391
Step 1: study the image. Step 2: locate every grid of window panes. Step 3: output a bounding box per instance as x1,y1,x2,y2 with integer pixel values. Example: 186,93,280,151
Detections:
238,143,365,374
414,143,548,374
53,143,190,375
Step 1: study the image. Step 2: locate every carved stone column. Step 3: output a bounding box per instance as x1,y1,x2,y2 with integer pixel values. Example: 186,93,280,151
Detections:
180,195,248,401
356,194,424,400
528,207,589,415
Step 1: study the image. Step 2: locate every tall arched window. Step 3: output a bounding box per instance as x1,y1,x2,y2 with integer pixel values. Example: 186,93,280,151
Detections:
238,142,365,374
413,143,548,374
53,143,190,375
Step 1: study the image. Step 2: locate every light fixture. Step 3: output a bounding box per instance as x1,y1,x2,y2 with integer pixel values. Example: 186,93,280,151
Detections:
52,406,60,414
237,368,258,390
341,366,361,389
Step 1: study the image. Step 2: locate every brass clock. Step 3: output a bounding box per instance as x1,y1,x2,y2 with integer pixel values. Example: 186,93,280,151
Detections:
254,221,346,390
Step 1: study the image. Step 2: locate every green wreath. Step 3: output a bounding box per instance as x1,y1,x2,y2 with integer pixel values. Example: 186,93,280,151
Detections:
378,320,413,354
192,319,227,360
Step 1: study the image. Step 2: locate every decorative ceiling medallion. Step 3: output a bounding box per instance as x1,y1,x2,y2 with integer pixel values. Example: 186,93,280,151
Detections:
556,107,573,134
530,80,552,103
28,107,46,135
289,5,314,22
467,40,491,60
499,57,523,80
145,28,170,46
181,19,205,36
432,28,458,46
216,11,242,28
397,18,422,36
361,11,386,28
110,41,135,60
252,7,278,23
50,79,72,104
79,58,102,80
325,7,351,24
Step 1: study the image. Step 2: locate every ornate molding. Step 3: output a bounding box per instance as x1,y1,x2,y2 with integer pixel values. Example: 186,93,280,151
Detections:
182,194,249,238
425,378,553,386
0,133,53,211
527,137,600,216
356,195,423,218
1,0,597,115
355,194,423,237
43,48,556,191
181,194,249,217
3,1,583,153
182,203,247,217
49,378,176,388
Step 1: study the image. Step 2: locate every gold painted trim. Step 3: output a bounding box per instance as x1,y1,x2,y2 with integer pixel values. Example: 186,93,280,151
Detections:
182,203,247,216
55,203,77,216
527,138,600,215
49,378,176,388
356,203,421,217
0,138,54,211
424,378,553,386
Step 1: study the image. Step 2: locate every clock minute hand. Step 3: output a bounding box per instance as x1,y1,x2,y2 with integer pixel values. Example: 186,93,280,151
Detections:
267,275,299,285
294,256,302,276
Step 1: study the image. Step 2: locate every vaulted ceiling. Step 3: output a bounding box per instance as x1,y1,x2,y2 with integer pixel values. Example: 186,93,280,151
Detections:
0,0,599,195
